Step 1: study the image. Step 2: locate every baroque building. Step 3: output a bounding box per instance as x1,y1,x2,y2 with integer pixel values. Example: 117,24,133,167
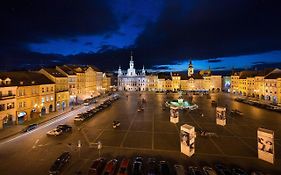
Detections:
117,57,222,92
117,53,146,91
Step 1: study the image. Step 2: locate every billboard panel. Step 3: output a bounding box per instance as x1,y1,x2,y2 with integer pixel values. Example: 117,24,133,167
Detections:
257,128,274,164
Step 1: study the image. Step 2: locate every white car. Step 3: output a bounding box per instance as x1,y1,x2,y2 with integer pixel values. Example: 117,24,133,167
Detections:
74,116,84,122
47,128,62,136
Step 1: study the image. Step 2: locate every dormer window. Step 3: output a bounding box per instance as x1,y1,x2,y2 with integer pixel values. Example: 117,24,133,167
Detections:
5,78,11,85
20,81,24,85
32,81,35,84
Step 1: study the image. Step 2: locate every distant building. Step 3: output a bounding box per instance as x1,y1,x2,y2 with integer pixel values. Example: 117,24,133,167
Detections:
118,53,146,91
117,57,222,92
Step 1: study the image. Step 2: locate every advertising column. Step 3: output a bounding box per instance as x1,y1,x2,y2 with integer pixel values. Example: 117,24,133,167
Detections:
170,106,179,123
180,124,196,157
257,128,274,164
216,106,226,126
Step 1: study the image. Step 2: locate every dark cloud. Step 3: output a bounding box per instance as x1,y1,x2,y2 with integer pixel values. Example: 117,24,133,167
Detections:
251,62,281,70
132,0,281,65
208,59,222,63
69,0,281,71
84,42,93,46
0,0,119,70
212,66,226,70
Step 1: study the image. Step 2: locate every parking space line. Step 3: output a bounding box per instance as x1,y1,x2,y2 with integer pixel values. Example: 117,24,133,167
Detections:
119,110,138,147
224,127,257,153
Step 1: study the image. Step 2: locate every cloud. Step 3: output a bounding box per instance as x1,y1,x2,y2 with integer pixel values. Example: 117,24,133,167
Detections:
208,59,222,63
84,42,93,46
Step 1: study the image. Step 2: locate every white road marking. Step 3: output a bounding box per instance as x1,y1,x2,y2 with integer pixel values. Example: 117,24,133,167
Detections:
32,139,40,149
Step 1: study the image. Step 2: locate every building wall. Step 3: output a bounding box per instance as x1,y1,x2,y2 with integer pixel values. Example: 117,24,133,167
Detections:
0,86,17,129
85,67,96,95
96,72,103,91
172,75,181,91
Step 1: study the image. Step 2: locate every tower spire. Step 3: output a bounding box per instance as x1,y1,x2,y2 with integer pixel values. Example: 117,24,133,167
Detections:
130,51,133,61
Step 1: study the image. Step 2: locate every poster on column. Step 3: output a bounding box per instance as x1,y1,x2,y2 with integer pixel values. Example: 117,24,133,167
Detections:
180,124,195,157
257,128,274,164
170,107,179,123
216,106,226,126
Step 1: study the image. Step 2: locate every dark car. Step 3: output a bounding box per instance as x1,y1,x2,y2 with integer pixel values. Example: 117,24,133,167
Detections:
49,152,71,175
147,158,158,175
57,124,72,133
22,123,38,132
88,158,107,175
159,161,170,175
132,157,143,175
232,168,248,175
215,164,232,175
117,158,129,175
188,166,204,175
102,159,118,175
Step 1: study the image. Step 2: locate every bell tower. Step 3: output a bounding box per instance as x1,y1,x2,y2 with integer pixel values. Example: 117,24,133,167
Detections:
188,59,194,77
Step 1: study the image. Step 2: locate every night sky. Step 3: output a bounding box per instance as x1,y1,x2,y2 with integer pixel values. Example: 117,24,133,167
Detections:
1,0,281,72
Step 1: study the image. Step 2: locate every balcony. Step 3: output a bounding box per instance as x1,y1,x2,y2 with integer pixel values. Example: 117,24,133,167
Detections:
0,94,16,100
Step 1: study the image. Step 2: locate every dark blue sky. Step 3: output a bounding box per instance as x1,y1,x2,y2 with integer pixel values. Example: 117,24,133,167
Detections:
1,0,281,72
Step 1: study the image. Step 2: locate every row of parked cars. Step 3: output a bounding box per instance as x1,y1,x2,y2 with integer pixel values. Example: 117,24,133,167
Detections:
74,95,120,122
48,153,267,175
87,156,265,175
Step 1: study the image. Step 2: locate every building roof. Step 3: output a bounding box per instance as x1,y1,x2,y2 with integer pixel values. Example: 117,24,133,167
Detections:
157,72,172,80
256,68,276,76
88,65,102,72
238,71,258,79
56,66,76,75
0,71,54,87
188,73,204,80
42,68,67,78
65,65,85,73
264,69,281,79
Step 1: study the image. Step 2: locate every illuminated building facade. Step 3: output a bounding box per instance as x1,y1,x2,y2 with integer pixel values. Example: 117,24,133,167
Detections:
117,54,146,91
230,68,281,104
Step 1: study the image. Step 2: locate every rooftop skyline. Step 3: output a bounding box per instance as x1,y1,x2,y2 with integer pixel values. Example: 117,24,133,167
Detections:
1,0,281,71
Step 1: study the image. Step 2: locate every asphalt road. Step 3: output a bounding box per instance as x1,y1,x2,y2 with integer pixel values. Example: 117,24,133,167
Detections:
0,92,280,175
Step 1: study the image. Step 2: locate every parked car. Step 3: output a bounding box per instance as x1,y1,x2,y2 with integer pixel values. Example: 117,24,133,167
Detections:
49,152,71,175
232,168,248,175
117,158,129,175
203,166,217,175
102,159,118,175
159,161,170,175
74,116,85,122
57,124,72,133
88,158,107,175
188,166,204,175
47,128,63,136
22,123,38,132
147,158,158,175
174,164,186,175
132,157,143,175
215,164,232,175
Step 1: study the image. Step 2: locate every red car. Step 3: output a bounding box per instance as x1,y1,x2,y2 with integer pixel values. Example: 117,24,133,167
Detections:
88,158,106,175
117,158,129,175
102,159,118,175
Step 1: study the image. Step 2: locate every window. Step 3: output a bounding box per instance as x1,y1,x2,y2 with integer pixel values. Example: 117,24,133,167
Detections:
8,90,12,96
46,87,49,92
42,88,44,93
0,104,5,111
42,97,45,103
0,91,2,97
7,102,14,109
